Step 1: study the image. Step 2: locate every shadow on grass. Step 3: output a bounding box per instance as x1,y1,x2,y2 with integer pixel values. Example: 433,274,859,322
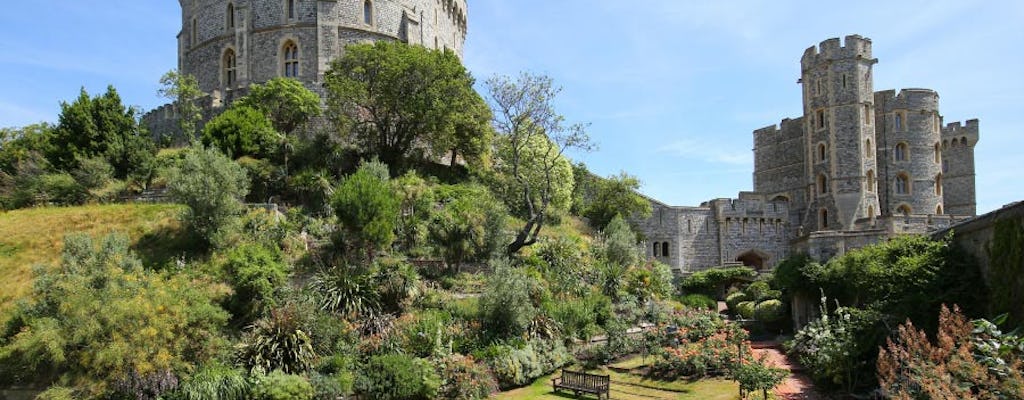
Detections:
133,225,203,269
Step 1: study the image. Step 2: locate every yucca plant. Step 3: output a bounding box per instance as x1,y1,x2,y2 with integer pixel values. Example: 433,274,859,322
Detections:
236,305,318,375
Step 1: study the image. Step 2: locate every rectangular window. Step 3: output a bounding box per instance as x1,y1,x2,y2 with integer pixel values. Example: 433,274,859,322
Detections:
894,113,903,130
864,104,872,125
817,109,826,129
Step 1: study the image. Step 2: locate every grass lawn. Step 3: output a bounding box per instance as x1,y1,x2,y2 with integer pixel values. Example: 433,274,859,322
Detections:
0,203,188,315
494,366,742,400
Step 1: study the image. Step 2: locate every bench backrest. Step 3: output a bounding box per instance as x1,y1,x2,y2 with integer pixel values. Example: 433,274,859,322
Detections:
561,370,609,389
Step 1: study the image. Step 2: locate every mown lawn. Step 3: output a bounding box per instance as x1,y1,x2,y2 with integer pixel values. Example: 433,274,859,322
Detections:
494,366,742,400
0,203,189,315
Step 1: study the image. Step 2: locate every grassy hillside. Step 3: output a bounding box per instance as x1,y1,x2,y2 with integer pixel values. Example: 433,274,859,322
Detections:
0,203,189,314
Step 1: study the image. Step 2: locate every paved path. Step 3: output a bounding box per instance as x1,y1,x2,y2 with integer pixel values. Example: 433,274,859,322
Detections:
750,342,823,400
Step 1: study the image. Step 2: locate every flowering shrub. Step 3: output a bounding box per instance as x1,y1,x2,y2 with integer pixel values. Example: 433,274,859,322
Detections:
477,339,572,389
652,309,750,378
434,354,498,400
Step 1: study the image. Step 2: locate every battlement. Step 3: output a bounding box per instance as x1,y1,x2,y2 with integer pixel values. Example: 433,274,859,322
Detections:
942,119,979,146
753,117,803,145
801,35,874,69
704,194,790,220
874,88,940,111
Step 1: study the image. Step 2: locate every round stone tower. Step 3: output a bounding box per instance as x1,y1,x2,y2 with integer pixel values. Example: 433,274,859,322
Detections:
799,35,881,231
874,88,944,217
178,0,468,98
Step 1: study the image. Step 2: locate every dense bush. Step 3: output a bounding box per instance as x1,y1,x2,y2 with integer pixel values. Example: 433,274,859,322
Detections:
434,354,498,400
310,265,381,318
253,371,313,400
652,310,749,378
223,243,288,323
166,145,249,248
478,339,573,389
725,291,749,311
787,297,884,392
754,299,785,323
355,354,440,400
236,305,318,375
429,184,508,270
735,301,756,320
679,266,756,297
678,293,717,310
332,160,400,259
172,363,251,400
202,105,279,159
479,262,540,340
0,234,229,398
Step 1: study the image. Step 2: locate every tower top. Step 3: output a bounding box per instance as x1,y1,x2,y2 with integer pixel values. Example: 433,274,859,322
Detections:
801,35,875,70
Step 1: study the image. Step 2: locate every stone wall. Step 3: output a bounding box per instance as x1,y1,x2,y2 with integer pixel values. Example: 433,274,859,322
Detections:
941,120,979,216
874,89,944,217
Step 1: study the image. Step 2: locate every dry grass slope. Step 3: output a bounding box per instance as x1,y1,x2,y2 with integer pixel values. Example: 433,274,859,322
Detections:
0,203,188,315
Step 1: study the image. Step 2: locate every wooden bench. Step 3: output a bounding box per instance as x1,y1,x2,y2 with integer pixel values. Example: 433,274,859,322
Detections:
551,369,610,399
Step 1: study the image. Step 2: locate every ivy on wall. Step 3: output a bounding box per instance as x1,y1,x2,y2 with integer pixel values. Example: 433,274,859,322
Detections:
989,216,1024,326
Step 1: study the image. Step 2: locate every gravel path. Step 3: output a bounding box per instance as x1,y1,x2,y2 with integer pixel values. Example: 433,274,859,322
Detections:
750,342,824,400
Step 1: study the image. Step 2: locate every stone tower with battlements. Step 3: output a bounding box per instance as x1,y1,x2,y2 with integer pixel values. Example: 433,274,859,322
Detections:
639,35,980,274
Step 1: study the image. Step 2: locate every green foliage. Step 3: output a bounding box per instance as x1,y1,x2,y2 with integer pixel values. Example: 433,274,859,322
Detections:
202,105,280,159
34,386,77,400
373,258,422,314
598,214,641,268
787,295,883,392
734,356,788,400
679,267,757,297
486,72,592,254
679,294,718,310
990,217,1024,326
310,266,381,318
237,78,322,135
479,261,540,340
332,160,399,258
546,293,605,342
236,304,318,375
325,41,486,172
725,292,749,311
0,123,55,175
581,172,652,230
223,243,289,323
429,184,507,269
624,263,675,302
735,301,756,320
434,354,498,400
309,371,354,400
166,146,249,248
253,370,313,400
477,339,573,389
173,363,251,400
753,300,785,323
355,354,440,400
159,70,204,143
396,310,451,358
50,86,155,180
536,235,592,297
0,233,229,397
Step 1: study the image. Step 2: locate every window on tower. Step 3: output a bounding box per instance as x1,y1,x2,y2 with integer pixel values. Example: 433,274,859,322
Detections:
895,173,910,195
895,142,909,162
283,41,299,77
223,49,237,87
287,0,296,20
894,112,904,130
364,0,374,25
227,3,235,29
817,110,826,129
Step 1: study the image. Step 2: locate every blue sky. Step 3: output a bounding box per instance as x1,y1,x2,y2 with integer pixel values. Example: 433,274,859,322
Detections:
1,1,1021,214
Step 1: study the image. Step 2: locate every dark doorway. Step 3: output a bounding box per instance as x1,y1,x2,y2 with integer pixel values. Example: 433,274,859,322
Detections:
737,251,766,271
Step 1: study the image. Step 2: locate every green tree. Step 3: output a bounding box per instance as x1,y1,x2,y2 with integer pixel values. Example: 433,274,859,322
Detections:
324,41,487,172
479,260,540,340
486,73,592,254
332,160,400,260
583,172,652,230
166,146,250,248
237,78,322,135
159,70,204,143
0,123,55,175
429,184,507,271
202,105,279,159
0,233,229,398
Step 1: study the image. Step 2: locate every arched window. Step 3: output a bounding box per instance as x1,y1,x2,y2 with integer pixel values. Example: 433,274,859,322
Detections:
286,0,296,20
865,138,873,158
898,204,913,216
936,205,944,215
867,205,875,219
819,209,829,230
818,143,827,162
283,41,299,77
895,173,910,195
864,104,872,125
935,174,943,195
817,109,826,129
662,242,669,257
934,143,941,163
866,170,876,192
364,0,374,25
894,142,908,162
653,242,660,257
818,174,828,194
223,49,237,87
226,3,235,29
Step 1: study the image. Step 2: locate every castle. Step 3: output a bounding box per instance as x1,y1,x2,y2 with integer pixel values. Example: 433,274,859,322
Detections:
636,35,979,273
147,0,468,136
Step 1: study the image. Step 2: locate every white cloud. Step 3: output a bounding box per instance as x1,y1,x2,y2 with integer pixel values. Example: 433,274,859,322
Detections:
658,138,753,166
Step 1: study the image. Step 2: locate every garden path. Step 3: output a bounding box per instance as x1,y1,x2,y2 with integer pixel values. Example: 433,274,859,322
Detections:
750,341,823,400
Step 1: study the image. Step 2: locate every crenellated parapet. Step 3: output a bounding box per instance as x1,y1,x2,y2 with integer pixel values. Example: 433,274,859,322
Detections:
941,119,979,147
801,35,875,71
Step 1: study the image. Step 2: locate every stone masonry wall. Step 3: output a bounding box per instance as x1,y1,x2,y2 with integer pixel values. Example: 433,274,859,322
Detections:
942,120,979,216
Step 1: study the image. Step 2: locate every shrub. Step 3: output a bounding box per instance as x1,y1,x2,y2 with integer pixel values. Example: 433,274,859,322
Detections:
735,301,756,319
398,310,452,358
478,340,572,389
310,266,381,318
653,315,749,378
253,371,313,400
434,354,498,400
202,105,279,159
173,363,251,400
223,243,288,323
309,372,353,400
725,291,749,311
35,386,77,400
355,354,440,400
373,258,421,314
754,300,785,323
679,266,756,297
734,356,788,400
679,294,717,310
787,297,883,392
332,159,400,260
166,145,249,248
479,261,539,340
236,305,318,375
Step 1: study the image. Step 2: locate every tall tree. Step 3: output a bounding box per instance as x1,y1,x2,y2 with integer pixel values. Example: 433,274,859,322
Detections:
236,78,321,135
486,73,593,254
323,41,488,173
583,172,652,230
332,160,400,261
158,70,204,144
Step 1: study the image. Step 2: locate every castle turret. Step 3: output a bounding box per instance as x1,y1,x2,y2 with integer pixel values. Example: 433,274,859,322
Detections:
874,89,944,217
941,120,979,216
800,35,880,231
